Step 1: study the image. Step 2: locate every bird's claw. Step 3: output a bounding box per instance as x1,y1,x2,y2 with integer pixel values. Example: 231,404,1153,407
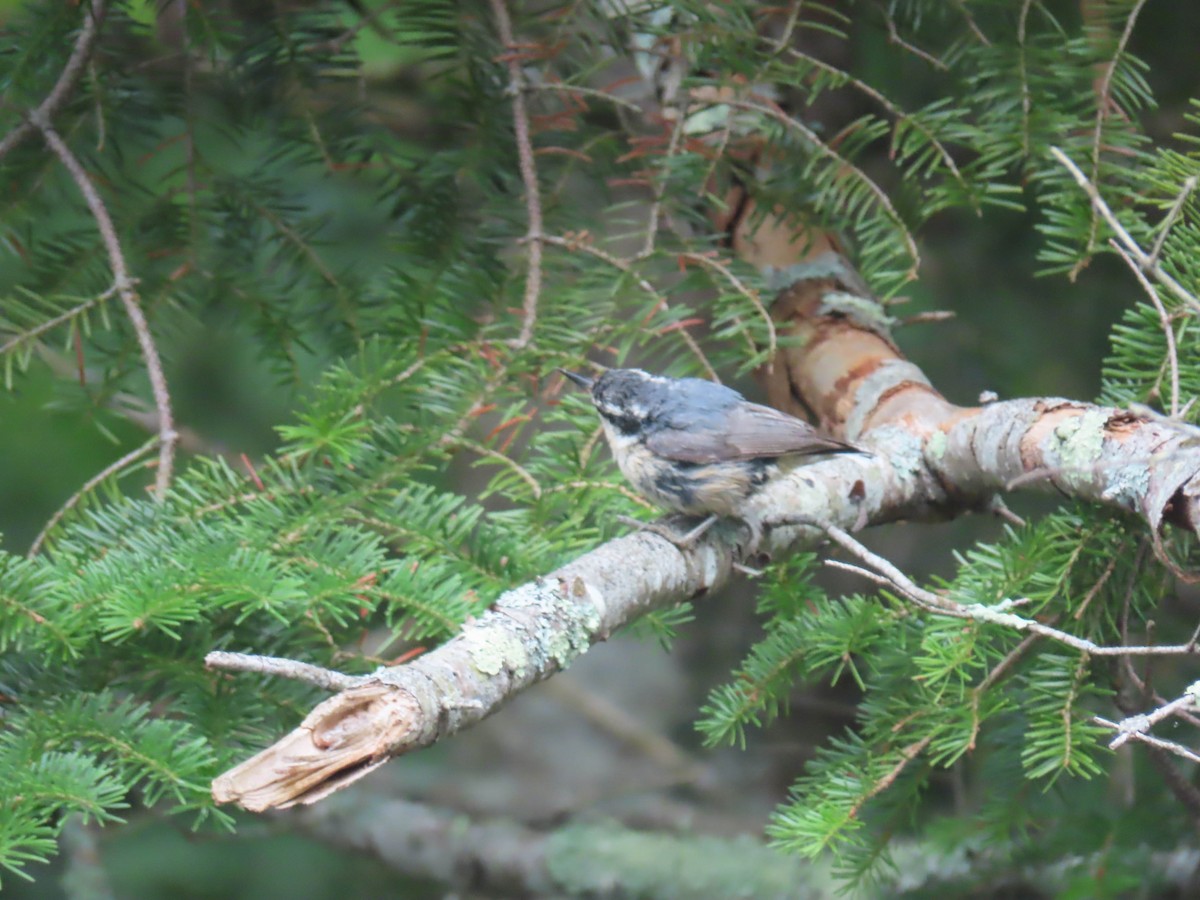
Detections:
616,514,717,550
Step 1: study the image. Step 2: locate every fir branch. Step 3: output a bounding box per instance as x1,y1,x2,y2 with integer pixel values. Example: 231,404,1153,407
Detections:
0,0,108,163
783,47,970,200
31,119,178,500
27,436,158,558
538,233,719,381
1050,146,1200,315
0,289,111,363
713,94,921,279
1082,0,1151,263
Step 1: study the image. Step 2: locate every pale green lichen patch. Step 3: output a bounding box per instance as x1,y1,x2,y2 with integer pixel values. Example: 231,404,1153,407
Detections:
871,424,925,478
764,252,872,298
1102,462,1151,510
541,598,602,669
926,430,948,460
818,290,895,334
1053,409,1109,487
468,626,530,679
501,577,602,672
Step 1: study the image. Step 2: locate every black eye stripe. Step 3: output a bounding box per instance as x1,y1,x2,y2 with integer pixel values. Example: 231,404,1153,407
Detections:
605,413,641,435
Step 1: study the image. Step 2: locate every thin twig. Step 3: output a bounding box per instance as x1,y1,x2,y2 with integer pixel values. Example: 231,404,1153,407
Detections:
455,438,543,499
0,0,109,163
1094,715,1200,765
1105,691,1199,750
489,0,544,349
677,251,777,371
538,234,719,381
949,0,990,45
0,289,113,359
768,0,805,54
205,651,363,692
1017,0,1033,157
640,113,686,259
530,80,643,113
27,437,158,557
33,118,178,498
1051,146,1200,315
968,632,1041,750
815,520,1200,658
847,735,932,819
1151,179,1198,268
1081,0,1149,266
1111,241,1180,417
785,48,971,201
876,4,948,71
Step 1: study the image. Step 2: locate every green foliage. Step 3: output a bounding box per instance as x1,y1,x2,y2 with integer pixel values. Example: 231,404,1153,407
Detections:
701,509,1184,886
0,0,1198,891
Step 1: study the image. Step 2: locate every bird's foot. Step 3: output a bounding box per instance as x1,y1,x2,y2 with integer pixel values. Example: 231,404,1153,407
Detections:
616,514,718,550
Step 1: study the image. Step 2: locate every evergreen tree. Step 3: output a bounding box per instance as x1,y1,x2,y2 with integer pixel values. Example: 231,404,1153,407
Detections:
1,1,1198,895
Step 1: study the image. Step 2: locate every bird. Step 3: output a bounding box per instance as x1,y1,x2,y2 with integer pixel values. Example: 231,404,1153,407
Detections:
559,367,865,547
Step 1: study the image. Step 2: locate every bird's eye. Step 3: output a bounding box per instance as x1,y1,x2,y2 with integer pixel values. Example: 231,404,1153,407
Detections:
599,408,641,435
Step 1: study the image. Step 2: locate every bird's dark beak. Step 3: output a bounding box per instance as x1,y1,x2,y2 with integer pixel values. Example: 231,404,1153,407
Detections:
558,368,594,391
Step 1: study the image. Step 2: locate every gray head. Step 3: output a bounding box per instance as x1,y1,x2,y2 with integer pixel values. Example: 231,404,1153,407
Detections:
559,367,744,436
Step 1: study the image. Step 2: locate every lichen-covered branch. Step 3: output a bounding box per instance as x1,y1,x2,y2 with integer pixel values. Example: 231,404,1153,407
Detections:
212,252,1200,811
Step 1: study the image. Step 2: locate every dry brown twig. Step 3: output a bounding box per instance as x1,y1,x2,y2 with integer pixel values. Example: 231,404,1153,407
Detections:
489,0,544,349
32,118,178,501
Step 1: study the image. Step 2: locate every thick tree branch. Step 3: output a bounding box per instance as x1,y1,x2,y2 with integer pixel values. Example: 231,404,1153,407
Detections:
212,252,1200,811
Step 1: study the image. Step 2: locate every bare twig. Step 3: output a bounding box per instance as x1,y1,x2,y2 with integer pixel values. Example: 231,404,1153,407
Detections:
0,0,109,163
27,437,158,557
815,520,1200,658
1149,176,1197,266
1105,691,1199,750
678,251,777,370
1051,146,1200,315
489,0,544,349
33,118,178,498
876,4,948,71
1112,241,1180,417
1094,715,1200,765
206,651,363,693
640,113,686,259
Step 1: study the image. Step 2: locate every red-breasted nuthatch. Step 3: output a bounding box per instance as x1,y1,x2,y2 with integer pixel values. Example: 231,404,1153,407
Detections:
560,367,865,546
